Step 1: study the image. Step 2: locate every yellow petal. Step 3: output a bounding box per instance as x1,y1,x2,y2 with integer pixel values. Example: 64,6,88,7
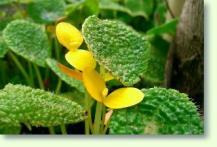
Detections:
100,66,114,81
57,63,82,81
103,87,144,109
65,50,96,71
56,22,83,51
82,68,107,102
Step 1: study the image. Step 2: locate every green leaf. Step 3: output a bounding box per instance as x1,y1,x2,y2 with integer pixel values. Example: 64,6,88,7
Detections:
84,0,99,15
0,110,21,134
82,16,165,86
27,0,66,24
0,37,8,58
59,91,94,108
0,83,86,134
109,88,203,135
46,58,85,93
147,19,178,36
99,0,135,17
0,0,15,5
3,20,51,67
99,0,153,19
60,91,85,106
124,0,153,19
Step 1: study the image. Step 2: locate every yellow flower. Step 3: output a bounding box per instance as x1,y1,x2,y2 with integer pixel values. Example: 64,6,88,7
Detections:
56,22,83,51
65,50,96,71
56,22,144,109
82,68,144,109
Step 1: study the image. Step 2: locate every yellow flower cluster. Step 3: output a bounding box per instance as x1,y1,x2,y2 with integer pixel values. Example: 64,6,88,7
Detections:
56,22,144,109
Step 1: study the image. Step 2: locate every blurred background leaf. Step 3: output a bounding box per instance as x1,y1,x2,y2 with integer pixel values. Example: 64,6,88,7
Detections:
27,0,66,24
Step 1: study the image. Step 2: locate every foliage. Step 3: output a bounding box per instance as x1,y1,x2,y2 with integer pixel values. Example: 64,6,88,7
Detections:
0,84,86,134
46,58,85,93
82,16,166,86
27,0,66,24
0,0,203,135
3,20,51,67
109,88,203,134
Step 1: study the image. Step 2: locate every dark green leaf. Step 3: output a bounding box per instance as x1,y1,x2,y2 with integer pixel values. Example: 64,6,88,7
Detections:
0,37,8,58
124,0,153,18
147,19,178,36
109,88,203,135
28,0,66,24
99,0,153,19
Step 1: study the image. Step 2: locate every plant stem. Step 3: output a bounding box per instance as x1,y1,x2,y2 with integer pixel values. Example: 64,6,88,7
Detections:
55,78,62,94
84,93,90,135
100,105,106,133
60,124,67,134
54,79,66,134
103,119,110,134
8,52,32,86
54,37,61,60
93,102,103,134
33,64,44,89
28,61,35,87
49,127,55,134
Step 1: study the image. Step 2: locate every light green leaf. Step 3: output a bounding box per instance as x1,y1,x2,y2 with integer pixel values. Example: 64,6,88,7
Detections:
82,16,166,86
0,83,86,134
84,0,99,15
46,58,85,93
99,0,135,17
0,110,21,134
0,37,8,58
99,0,153,19
27,0,66,24
147,19,178,36
0,0,33,5
3,20,51,67
0,0,15,5
124,0,153,18
109,88,203,135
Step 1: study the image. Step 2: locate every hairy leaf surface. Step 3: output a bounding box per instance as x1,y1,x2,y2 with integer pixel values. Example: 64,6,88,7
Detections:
109,88,203,134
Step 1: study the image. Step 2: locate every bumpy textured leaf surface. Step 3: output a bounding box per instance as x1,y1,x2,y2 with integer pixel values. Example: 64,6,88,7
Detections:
82,16,166,86
0,38,8,58
3,20,51,67
46,58,85,93
0,84,86,134
28,0,65,24
0,109,21,134
109,88,203,135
